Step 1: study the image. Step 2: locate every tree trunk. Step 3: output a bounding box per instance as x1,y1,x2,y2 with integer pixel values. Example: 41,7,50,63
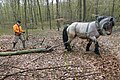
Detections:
10,0,16,21
29,0,34,28
83,0,86,21
33,0,38,25
95,0,99,19
68,0,72,21
51,0,54,20
46,0,52,29
37,0,44,30
78,0,82,21
56,0,60,31
17,0,21,20
24,0,28,40
111,0,115,16
0,48,53,56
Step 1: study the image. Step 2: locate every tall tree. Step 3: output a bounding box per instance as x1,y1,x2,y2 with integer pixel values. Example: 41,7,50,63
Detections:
29,0,34,28
95,0,99,18
68,0,72,20
83,0,86,21
111,0,115,16
24,0,28,40
33,0,38,25
46,0,52,29
56,0,60,31
78,0,82,21
51,0,54,20
10,0,16,21
37,0,44,30
17,0,21,20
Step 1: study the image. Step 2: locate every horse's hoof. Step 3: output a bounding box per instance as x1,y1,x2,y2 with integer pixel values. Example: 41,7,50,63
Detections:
95,52,101,56
94,50,100,55
64,49,68,52
86,49,89,51
67,49,73,52
96,54,102,58
86,46,90,51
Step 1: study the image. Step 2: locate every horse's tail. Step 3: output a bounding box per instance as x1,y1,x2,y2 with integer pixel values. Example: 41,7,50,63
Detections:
63,26,68,45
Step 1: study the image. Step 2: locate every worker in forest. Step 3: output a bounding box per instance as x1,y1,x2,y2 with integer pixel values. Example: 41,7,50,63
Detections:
12,20,26,50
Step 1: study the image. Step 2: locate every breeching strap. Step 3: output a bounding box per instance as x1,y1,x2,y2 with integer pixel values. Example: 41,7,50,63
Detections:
86,23,90,33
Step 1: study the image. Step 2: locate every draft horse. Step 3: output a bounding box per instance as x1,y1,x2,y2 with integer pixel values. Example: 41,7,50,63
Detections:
63,16,115,55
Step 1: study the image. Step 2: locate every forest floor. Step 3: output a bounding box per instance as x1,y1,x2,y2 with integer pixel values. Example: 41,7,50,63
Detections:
0,28,120,80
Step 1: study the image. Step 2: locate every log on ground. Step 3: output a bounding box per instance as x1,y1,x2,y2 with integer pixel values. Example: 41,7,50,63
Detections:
0,48,53,56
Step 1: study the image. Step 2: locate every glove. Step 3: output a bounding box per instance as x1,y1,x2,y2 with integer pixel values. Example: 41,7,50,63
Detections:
22,32,25,33
15,32,21,36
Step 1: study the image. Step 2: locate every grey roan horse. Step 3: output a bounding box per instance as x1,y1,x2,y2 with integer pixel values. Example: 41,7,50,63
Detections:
63,16,115,55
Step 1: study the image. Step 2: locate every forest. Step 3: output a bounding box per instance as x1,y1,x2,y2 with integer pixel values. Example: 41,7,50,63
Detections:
0,0,120,80
0,0,120,31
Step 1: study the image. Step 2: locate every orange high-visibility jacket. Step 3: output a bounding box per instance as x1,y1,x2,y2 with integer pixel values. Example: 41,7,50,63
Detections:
13,24,24,34
13,24,24,33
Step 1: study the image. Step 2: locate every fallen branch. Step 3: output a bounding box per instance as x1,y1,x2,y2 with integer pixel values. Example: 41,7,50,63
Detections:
0,65,79,80
33,37,45,46
60,72,101,80
0,48,53,56
0,43,63,56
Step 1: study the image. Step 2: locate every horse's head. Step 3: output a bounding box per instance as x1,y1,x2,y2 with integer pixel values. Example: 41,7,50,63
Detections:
99,16,115,35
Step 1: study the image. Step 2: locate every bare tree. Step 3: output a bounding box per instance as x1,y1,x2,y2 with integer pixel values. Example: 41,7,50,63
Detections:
95,0,99,18
111,0,115,16
37,0,44,30
68,0,72,20
17,0,21,20
46,0,52,29
56,0,61,31
83,0,86,21
24,0,28,40
51,0,54,20
78,0,82,21
28,0,34,28
33,0,38,25
10,0,16,21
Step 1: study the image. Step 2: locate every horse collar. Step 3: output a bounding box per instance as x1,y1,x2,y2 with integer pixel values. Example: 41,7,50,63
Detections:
95,21,100,29
95,21,103,35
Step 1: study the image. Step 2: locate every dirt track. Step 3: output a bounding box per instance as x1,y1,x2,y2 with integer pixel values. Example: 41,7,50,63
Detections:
0,29,120,80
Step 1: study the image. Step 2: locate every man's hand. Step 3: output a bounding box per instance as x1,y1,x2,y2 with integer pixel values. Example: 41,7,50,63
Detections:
22,32,25,33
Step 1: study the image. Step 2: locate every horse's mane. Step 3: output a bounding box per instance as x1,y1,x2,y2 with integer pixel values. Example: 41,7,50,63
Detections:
97,16,107,22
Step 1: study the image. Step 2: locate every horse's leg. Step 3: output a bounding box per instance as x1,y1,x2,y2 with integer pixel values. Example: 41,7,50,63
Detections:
94,41,100,55
89,36,100,55
66,40,72,51
86,39,92,51
66,32,75,51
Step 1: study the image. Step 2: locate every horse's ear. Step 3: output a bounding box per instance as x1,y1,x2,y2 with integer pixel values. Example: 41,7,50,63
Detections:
110,17,115,26
110,17,113,21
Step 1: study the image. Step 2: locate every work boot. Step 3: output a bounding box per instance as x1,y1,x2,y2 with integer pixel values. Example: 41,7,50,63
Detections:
12,42,16,50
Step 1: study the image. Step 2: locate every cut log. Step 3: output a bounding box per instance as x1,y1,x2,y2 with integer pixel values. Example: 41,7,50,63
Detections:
0,48,53,56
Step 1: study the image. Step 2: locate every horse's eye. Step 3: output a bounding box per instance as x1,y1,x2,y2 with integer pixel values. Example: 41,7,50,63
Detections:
103,23,108,30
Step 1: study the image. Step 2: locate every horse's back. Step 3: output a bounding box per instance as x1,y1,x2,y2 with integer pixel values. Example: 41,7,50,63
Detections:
67,22,89,38
67,22,88,32
67,22,78,33
67,21,100,39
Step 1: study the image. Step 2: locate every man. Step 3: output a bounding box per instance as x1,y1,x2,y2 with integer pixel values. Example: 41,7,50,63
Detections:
12,20,26,49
